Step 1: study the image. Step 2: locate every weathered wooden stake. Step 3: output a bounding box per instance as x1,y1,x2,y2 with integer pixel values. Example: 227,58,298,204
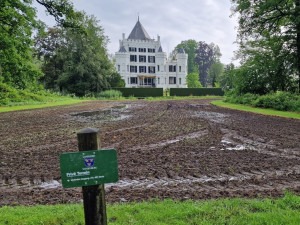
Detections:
77,128,107,225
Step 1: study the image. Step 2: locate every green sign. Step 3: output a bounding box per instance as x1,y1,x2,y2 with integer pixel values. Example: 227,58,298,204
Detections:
60,149,118,188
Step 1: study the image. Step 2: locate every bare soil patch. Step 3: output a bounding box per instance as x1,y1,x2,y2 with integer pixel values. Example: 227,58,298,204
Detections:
0,99,299,206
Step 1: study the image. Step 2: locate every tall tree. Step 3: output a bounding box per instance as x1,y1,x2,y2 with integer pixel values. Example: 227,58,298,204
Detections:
231,0,300,92
0,0,42,89
219,63,235,91
35,12,117,96
208,43,223,87
175,40,198,74
195,41,214,87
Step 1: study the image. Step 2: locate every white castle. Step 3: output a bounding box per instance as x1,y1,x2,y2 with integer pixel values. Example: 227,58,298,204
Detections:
115,18,188,89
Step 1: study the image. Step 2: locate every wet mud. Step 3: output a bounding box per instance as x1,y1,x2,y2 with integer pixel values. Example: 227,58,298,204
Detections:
0,99,299,206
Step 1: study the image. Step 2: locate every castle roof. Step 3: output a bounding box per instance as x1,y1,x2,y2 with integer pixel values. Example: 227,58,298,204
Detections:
178,48,186,54
118,45,127,52
158,46,163,52
128,19,151,40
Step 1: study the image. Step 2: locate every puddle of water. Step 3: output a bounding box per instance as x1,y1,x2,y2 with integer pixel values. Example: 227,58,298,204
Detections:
69,104,132,123
226,145,246,151
39,180,61,189
193,111,228,123
133,130,208,151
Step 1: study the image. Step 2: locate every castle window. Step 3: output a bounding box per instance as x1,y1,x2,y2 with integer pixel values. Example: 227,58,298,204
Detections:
148,48,155,53
139,55,146,62
130,55,137,62
139,66,146,73
169,77,176,84
158,77,160,84
169,65,176,72
148,66,155,73
129,47,137,52
179,78,182,84
148,56,155,63
130,66,137,73
157,65,160,72
130,77,138,84
139,48,146,52
117,65,120,71
179,66,182,72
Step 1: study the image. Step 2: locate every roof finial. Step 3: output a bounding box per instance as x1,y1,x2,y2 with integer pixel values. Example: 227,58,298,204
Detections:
138,13,139,21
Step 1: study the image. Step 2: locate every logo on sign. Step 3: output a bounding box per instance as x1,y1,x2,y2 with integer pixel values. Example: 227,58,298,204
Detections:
84,156,95,167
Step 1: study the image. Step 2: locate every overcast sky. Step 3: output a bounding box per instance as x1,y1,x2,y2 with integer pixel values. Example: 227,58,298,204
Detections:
34,0,238,64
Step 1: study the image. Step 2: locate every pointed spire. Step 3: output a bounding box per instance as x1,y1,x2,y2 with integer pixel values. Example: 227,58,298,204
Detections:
128,19,151,40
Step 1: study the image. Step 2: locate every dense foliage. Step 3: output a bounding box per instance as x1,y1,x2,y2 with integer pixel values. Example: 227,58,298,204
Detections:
175,40,224,87
230,0,300,94
35,12,124,96
0,0,123,104
0,0,42,90
186,73,202,88
225,91,300,112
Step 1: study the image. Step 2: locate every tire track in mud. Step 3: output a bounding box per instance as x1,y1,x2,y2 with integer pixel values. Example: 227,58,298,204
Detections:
1,100,300,205
1,165,299,193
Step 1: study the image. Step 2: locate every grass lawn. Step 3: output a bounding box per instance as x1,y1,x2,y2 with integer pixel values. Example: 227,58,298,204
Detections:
0,98,87,113
211,100,300,120
0,193,299,225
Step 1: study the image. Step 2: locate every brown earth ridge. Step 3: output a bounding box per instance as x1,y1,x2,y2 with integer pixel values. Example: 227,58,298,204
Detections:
0,99,299,206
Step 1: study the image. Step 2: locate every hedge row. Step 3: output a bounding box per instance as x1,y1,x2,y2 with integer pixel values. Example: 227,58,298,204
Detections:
112,88,164,97
170,88,224,96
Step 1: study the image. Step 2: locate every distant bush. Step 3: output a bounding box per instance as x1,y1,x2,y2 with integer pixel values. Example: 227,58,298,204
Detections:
0,82,76,106
225,91,300,112
225,92,259,105
254,92,300,112
97,90,123,99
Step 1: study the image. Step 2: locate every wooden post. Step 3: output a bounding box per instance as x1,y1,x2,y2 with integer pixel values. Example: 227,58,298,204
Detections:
77,128,107,225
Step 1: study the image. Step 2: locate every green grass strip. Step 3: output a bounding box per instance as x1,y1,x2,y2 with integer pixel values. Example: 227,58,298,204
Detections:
211,100,300,119
0,99,87,113
1,193,300,225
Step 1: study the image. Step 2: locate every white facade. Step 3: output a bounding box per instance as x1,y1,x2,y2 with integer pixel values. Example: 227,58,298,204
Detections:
115,20,188,89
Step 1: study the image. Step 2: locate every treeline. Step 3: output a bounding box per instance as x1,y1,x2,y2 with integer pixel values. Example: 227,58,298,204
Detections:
175,1,300,112
222,0,300,111
174,40,223,88
0,0,124,103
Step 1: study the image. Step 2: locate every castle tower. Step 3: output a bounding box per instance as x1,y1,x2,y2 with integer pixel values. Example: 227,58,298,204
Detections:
115,19,188,89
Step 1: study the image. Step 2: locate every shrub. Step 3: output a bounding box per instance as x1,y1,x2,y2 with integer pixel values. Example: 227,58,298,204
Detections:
254,92,300,112
225,91,300,112
97,90,123,99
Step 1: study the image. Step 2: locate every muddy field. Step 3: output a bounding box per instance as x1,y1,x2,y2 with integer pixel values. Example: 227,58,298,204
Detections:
0,99,299,206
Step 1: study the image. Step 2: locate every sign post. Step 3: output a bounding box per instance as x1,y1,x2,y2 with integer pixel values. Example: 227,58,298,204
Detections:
60,128,118,225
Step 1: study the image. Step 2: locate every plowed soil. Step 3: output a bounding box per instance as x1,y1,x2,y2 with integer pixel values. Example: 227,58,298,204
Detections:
0,99,299,206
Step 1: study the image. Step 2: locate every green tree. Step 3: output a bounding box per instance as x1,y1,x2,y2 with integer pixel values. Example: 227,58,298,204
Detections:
231,0,300,92
195,41,214,87
208,43,223,87
175,40,198,74
209,62,223,87
186,73,202,88
0,0,42,89
219,63,235,91
35,12,117,96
